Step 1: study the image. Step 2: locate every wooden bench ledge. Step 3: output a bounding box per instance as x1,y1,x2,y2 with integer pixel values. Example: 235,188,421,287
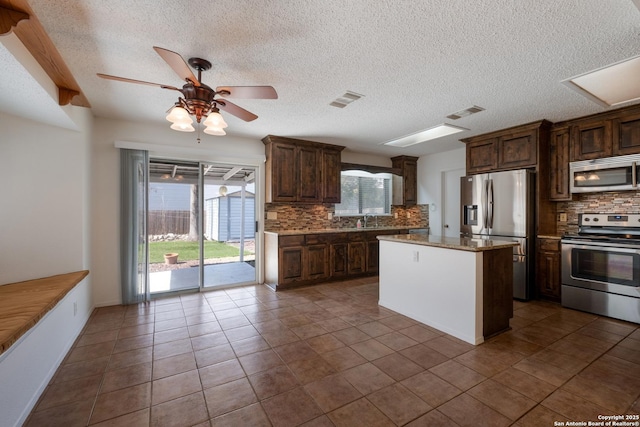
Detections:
0,270,89,355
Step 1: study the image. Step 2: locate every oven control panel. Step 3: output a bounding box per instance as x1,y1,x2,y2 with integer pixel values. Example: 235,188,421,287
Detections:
579,213,640,227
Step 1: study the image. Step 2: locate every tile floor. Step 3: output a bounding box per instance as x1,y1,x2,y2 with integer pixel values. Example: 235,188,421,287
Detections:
25,277,640,426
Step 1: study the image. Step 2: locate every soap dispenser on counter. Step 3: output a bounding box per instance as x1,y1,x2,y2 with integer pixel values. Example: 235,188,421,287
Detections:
356,219,362,229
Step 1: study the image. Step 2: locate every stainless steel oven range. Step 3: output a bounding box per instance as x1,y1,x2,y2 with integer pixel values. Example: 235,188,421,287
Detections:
561,214,640,324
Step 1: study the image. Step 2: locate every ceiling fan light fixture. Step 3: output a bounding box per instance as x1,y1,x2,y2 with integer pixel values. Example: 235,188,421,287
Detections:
166,105,191,123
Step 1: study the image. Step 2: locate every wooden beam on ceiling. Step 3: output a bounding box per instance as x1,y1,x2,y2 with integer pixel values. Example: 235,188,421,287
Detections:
0,0,90,108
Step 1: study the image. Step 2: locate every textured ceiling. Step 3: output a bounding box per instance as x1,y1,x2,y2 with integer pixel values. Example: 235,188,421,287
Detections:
6,0,640,156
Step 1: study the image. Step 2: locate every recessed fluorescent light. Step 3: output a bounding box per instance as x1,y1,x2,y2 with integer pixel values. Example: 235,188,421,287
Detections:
383,124,468,147
562,55,640,107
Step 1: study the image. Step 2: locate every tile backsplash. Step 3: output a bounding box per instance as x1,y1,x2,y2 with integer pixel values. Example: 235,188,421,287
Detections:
265,204,429,231
556,192,640,235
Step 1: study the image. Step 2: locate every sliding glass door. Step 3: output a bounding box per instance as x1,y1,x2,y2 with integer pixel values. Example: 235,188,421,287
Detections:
201,164,257,289
145,159,257,295
147,160,202,295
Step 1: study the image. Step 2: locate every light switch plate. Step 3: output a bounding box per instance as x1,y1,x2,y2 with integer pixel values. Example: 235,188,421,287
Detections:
559,213,567,222
267,211,277,220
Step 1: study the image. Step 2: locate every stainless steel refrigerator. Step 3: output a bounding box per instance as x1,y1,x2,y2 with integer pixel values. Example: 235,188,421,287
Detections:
460,169,535,300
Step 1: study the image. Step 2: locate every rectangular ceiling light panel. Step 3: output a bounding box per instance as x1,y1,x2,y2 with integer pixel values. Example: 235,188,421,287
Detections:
383,124,468,147
330,90,364,108
563,55,640,107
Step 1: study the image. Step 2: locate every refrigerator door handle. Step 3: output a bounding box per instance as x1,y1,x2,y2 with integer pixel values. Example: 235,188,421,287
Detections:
488,179,494,229
482,179,489,230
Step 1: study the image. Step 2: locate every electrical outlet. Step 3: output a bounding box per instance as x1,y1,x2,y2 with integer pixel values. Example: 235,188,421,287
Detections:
328,213,333,220
559,213,567,222
267,211,277,220
394,212,398,219
407,212,411,219
412,251,419,262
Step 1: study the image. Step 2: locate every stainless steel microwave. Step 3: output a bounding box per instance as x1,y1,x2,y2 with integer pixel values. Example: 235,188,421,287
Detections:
570,154,640,193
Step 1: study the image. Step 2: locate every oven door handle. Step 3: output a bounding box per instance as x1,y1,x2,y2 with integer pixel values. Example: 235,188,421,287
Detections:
562,241,640,252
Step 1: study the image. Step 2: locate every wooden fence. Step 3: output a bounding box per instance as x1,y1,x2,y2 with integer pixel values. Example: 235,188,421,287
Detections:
148,210,192,235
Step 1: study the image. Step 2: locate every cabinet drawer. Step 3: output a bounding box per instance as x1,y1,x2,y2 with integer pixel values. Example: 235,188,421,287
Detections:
305,234,331,245
348,232,367,242
538,238,560,252
279,235,305,247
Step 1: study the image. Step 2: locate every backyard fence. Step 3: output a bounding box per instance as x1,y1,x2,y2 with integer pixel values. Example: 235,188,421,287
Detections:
148,210,200,235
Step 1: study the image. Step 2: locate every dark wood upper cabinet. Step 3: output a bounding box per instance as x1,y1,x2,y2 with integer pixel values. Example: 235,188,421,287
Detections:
321,148,342,203
498,130,537,169
465,138,498,174
297,145,322,203
570,119,612,161
391,155,418,206
612,111,640,156
462,120,551,175
263,135,344,204
549,126,571,201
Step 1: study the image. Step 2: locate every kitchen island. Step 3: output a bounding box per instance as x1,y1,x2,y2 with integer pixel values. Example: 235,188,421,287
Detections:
377,234,518,345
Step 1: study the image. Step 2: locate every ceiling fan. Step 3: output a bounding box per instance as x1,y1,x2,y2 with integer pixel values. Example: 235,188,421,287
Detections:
97,46,277,137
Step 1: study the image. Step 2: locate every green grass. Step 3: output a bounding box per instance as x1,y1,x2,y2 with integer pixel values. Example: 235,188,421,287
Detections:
148,241,252,263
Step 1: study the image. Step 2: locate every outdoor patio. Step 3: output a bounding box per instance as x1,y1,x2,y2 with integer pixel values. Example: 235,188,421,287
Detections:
149,261,256,293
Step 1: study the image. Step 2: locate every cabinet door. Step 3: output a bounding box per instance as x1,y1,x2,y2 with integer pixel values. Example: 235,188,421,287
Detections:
271,142,297,202
403,159,418,206
497,130,537,169
280,246,304,284
571,119,612,161
306,244,329,280
549,127,571,201
612,112,640,156
466,138,498,174
536,239,561,302
391,156,418,206
366,240,379,274
297,145,322,202
347,242,367,275
330,243,348,277
322,148,342,203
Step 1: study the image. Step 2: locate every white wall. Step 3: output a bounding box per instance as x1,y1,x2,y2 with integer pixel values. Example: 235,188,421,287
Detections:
0,111,92,284
91,117,266,306
417,147,466,234
0,110,94,427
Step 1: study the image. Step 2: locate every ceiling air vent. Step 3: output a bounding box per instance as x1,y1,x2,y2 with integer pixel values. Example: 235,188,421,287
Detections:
330,91,364,108
446,105,485,120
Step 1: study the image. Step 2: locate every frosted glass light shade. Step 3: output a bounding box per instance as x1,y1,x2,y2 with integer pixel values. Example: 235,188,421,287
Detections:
170,121,195,132
204,126,226,136
166,106,191,123
203,111,228,128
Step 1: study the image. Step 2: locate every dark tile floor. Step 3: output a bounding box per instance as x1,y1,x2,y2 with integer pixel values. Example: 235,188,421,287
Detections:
25,277,640,426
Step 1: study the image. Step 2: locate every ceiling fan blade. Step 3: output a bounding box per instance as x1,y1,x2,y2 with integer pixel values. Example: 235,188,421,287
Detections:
216,86,278,99
97,73,180,91
217,100,258,122
153,46,200,86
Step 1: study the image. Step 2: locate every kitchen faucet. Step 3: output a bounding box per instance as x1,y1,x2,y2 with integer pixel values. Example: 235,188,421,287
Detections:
364,213,377,228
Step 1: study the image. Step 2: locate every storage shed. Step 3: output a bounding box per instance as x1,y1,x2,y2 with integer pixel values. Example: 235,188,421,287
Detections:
205,191,255,241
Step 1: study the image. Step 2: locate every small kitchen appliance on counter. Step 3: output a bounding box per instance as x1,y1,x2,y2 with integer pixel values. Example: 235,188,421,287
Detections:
561,213,640,324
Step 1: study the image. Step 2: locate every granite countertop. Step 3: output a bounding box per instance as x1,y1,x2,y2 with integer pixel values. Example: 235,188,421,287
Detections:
377,234,518,252
265,226,421,236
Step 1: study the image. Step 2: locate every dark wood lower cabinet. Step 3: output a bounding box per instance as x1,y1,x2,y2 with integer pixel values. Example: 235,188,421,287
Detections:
347,242,367,275
330,243,348,278
536,238,561,302
265,229,409,290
